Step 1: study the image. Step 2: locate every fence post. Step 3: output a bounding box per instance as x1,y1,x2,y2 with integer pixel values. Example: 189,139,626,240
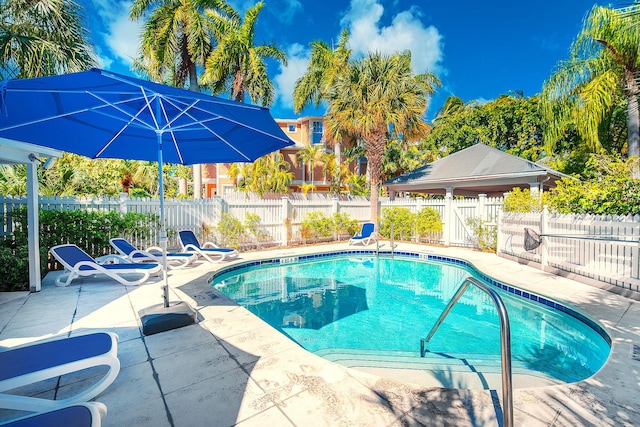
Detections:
496,209,503,255
332,196,339,215
541,205,549,271
444,189,452,246
281,196,291,246
478,193,487,221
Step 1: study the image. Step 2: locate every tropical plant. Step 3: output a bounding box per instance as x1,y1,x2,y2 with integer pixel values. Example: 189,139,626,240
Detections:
244,212,270,247
201,1,286,106
466,216,497,252
541,4,640,163
0,0,95,79
502,188,548,213
238,153,292,196
415,207,443,242
546,154,640,215
379,206,415,240
422,94,544,161
296,144,324,186
326,51,440,225
130,0,237,198
215,213,244,248
292,29,351,113
1,207,158,291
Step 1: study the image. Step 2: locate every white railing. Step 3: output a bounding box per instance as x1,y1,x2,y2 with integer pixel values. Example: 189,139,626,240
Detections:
498,208,640,293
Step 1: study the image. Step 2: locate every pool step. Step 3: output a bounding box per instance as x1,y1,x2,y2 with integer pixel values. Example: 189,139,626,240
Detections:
313,348,563,389
315,348,513,373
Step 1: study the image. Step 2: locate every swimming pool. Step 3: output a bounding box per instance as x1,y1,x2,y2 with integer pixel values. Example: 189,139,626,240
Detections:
211,251,611,385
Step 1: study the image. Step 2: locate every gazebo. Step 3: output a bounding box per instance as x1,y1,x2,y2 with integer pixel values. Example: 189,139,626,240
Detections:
384,143,567,198
0,138,61,292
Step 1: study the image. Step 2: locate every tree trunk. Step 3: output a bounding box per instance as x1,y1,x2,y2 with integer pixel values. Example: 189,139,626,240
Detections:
188,61,203,198
366,132,386,231
626,88,640,178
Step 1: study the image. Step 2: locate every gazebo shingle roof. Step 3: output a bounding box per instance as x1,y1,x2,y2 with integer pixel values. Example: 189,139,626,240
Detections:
384,143,568,197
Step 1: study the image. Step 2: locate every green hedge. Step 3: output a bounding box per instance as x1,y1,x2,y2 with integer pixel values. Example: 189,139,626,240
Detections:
0,207,159,291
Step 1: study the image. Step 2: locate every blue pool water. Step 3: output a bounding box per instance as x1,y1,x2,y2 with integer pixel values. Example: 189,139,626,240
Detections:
211,254,611,383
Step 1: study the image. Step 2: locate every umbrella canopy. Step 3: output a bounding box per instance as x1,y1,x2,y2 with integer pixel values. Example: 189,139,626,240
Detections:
0,68,293,164
0,68,293,309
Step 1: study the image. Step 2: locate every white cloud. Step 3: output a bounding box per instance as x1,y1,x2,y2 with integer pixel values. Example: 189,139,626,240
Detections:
274,43,310,112
340,0,443,74
92,0,142,68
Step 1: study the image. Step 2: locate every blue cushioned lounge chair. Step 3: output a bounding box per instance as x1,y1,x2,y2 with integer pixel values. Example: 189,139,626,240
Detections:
50,244,162,287
178,230,239,263
0,402,106,427
0,332,119,414
348,222,376,246
109,238,197,269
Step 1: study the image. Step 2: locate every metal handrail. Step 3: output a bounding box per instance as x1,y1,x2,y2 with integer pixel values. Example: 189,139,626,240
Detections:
420,276,513,427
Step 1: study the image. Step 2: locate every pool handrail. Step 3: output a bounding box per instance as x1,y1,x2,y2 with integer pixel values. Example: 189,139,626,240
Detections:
420,276,513,427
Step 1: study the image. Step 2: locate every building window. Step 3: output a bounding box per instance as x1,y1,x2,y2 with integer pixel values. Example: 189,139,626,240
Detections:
311,121,323,144
287,123,296,132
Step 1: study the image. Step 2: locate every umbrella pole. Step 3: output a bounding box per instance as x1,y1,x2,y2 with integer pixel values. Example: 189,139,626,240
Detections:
157,136,170,308
137,130,195,336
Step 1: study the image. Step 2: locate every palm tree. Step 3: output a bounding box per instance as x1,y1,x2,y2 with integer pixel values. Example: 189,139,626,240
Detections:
296,144,323,188
201,1,286,106
130,0,238,199
293,29,351,113
326,51,440,225
293,29,351,170
0,0,95,78
541,4,640,161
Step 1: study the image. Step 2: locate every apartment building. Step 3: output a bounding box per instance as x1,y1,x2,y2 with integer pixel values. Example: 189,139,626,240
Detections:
201,116,366,197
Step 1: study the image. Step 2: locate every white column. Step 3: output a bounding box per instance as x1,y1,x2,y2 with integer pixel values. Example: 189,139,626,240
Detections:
26,161,41,292
444,187,453,246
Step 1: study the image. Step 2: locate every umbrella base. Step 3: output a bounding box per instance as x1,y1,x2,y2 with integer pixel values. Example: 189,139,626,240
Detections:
139,301,196,336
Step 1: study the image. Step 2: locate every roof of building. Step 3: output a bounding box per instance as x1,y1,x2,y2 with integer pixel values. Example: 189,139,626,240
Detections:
384,143,568,197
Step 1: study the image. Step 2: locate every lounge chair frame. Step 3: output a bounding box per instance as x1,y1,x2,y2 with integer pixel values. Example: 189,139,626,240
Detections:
50,244,162,287
109,238,197,269
178,230,238,263
0,332,119,414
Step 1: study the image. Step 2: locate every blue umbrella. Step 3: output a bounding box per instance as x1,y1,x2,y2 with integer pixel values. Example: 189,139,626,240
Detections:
0,68,293,322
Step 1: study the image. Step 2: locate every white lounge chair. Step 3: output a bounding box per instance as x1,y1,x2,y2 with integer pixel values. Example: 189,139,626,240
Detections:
349,222,377,246
109,238,197,269
0,402,106,426
178,230,239,263
50,244,162,287
0,332,119,414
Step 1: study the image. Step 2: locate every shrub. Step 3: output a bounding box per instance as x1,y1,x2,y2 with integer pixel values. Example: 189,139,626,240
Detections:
415,207,443,242
215,213,244,249
503,188,547,213
380,207,414,240
1,207,159,291
300,211,333,242
332,212,359,240
546,154,640,215
465,217,496,252
244,213,271,247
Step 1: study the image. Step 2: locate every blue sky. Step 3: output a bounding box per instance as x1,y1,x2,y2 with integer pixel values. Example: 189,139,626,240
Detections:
85,0,609,121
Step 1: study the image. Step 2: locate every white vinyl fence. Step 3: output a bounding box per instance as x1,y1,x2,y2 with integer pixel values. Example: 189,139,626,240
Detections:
0,193,502,250
3,192,639,293
498,208,640,293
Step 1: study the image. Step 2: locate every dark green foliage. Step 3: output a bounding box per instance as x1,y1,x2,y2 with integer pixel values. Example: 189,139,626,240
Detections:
0,207,159,291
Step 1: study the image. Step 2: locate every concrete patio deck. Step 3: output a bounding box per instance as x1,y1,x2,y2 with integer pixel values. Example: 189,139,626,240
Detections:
0,242,639,426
